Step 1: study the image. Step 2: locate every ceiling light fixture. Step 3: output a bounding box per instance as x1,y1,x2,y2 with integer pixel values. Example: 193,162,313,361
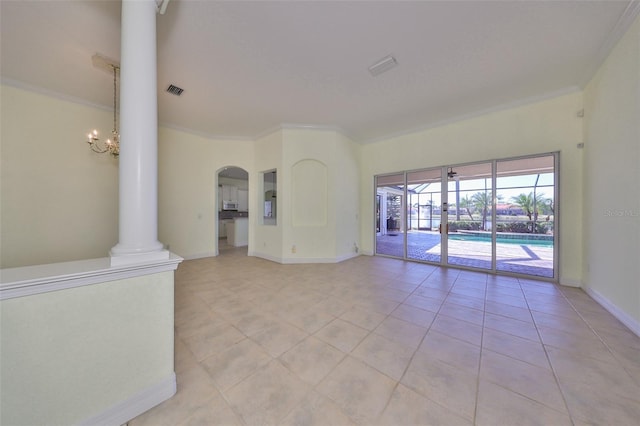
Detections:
368,54,398,77
86,62,120,157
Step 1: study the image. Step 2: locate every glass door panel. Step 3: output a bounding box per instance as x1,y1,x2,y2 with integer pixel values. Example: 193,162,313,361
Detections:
375,173,405,258
446,162,493,270
406,169,442,263
496,155,556,278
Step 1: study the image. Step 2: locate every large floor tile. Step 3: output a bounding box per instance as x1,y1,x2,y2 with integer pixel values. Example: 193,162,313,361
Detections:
314,318,369,353
476,379,572,426
339,306,387,330
200,338,272,391
225,360,311,425
402,351,478,421
316,356,397,424
418,329,481,374
480,349,568,413
559,377,640,425
484,311,540,342
377,384,472,426
481,327,550,369
351,332,415,380
182,323,245,361
390,303,437,328
280,390,357,426
373,316,428,349
249,319,308,357
279,336,345,385
178,392,243,426
430,314,483,346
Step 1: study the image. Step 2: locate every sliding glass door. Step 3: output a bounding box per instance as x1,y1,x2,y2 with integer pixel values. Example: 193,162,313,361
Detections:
495,155,556,278
406,168,442,263
375,173,406,258
374,153,557,280
446,162,493,270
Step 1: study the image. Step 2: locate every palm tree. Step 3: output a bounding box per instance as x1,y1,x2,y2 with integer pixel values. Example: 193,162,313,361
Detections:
510,193,535,221
458,195,475,221
471,191,501,230
511,192,551,232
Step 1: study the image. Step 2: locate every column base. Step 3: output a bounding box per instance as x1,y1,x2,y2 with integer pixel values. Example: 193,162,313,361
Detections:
110,249,170,267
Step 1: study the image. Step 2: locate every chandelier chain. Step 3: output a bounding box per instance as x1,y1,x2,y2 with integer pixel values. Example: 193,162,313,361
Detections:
113,65,118,134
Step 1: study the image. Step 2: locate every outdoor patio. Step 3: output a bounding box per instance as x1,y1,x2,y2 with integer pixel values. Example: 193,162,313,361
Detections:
376,231,554,278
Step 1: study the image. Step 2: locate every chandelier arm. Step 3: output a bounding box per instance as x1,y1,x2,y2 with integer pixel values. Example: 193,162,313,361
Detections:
85,62,120,157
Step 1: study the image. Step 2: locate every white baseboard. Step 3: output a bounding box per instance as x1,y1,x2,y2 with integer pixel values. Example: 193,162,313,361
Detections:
584,287,640,338
248,252,360,264
182,251,216,260
250,252,283,263
559,277,582,287
335,252,360,263
79,373,176,426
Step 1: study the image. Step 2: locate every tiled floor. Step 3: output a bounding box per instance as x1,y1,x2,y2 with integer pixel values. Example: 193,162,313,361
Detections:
131,248,640,425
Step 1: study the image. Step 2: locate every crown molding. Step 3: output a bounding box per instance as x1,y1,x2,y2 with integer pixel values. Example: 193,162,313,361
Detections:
578,0,640,87
361,86,582,145
254,123,355,142
1,77,111,111
160,121,254,142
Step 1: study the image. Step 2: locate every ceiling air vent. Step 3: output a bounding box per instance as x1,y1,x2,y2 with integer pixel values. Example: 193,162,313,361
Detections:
166,84,184,96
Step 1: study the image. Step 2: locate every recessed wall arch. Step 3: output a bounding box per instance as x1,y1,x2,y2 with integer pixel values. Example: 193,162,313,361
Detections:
291,159,328,227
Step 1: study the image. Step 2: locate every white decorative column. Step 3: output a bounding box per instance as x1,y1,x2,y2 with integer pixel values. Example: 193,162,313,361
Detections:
110,0,168,266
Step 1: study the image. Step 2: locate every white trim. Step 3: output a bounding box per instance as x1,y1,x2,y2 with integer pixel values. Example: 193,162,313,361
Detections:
282,253,360,264
361,86,581,145
559,277,582,288
254,123,354,142
335,252,361,263
0,254,183,300
250,252,283,264
584,286,640,338
182,251,217,260
578,0,640,87
1,78,112,112
160,121,254,141
249,252,360,264
79,373,176,426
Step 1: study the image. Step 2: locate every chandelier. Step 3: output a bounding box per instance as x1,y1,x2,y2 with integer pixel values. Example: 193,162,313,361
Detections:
87,64,120,157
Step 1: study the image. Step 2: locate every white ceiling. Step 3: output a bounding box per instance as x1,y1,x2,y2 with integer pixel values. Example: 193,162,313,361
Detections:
1,0,638,143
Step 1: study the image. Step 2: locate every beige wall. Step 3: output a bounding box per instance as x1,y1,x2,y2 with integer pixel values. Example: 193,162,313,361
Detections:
158,127,254,259
280,128,360,262
335,132,362,258
1,85,119,268
252,129,284,260
0,272,175,425
360,92,584,285
251,128,360,263
583,16,640,326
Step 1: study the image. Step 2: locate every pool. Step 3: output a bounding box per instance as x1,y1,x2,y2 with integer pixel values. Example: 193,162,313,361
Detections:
448,234,554,248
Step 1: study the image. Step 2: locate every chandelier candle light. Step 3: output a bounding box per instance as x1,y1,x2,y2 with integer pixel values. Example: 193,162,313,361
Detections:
87,63,120,157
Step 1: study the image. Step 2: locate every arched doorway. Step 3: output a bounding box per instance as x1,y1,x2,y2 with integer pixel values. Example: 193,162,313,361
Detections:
217,166,249,255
